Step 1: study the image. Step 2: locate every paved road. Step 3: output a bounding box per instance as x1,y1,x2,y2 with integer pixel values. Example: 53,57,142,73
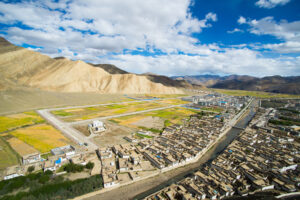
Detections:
37,109,99,151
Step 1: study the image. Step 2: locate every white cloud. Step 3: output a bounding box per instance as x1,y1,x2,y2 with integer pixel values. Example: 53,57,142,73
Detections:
227,28,244,34
247,17,300,41
241,16,300,53
205,12,217,22
0,0,218,55
255,0,291,9
237,16,246,24
101,49,300,77
264,41,300,53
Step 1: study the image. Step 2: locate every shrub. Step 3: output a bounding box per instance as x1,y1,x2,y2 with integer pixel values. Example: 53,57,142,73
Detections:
64,163,84,173
38,175,50,184
27,166,35,173
85,162,94,170
44,170,53,176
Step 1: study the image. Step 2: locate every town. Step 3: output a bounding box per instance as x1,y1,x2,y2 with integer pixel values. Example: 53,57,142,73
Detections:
1,94,299,200
145,100,300,200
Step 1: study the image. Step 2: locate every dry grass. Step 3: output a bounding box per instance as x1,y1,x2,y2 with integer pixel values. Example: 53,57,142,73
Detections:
7,137,39,156
0,88,134,115
9,124,71,153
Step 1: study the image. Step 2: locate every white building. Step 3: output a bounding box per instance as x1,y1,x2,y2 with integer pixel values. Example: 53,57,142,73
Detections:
22,153,41,165
51,145,76,158
89,120,106,133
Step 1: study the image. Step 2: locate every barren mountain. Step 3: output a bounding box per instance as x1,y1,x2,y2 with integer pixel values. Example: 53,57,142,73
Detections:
0,37,186,94
91,64,129,74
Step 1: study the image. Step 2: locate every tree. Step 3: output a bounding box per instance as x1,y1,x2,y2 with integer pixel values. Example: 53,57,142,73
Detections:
85,162,94,170
64,163,84,173
44,170,53,176
27,166,35,173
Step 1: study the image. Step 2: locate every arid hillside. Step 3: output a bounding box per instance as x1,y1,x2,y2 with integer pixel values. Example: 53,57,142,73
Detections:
0,37,187,94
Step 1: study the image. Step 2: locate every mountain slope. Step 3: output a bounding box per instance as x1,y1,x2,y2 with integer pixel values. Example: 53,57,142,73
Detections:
92,64,129,74
172,74,300,95
211,75,300,94
0,37,184,94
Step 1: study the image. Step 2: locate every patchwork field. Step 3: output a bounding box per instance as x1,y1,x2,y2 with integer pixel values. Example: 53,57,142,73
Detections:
8,124,71,153
0,111,45,133
213,89,300,99
7,137,39,156
109,107,198,131
199,106,224,113
0,136,19,170
52,101,166,122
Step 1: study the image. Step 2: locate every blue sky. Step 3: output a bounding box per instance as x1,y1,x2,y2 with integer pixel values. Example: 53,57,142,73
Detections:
0,0,300,76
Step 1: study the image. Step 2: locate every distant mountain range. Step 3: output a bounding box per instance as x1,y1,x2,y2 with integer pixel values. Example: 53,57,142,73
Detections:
172,75,300,95
0,37,197,94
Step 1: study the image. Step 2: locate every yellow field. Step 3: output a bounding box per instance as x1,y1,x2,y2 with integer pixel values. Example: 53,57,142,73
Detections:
0,111,45,133
7,137,39,156
213,89,300,99
9,124,71,153
111,107,198,130
115,115,147,127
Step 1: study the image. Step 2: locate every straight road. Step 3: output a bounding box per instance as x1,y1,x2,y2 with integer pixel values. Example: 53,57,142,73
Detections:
37,109,98,150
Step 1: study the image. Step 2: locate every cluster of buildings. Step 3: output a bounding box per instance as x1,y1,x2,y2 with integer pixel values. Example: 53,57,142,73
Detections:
1,144,100,180
97,111,230,188
98,144,156,188
183,94,249,110
137,115,225,170
145,107,300,200
96,95,250,189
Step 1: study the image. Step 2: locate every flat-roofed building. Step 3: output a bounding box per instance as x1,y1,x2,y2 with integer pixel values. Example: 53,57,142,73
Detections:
51,145,75,158
22,152,41,165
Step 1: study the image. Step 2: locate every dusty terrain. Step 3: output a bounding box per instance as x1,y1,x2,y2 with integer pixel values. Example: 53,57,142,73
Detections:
0,89,128,115
92,120,134,147
131,116,164,129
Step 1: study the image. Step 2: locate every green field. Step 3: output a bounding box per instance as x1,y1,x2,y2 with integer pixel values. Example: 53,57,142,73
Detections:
200,106,224,113
0,111,45,133
213,89,300,99
135,133,154,139
0,136,20,170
